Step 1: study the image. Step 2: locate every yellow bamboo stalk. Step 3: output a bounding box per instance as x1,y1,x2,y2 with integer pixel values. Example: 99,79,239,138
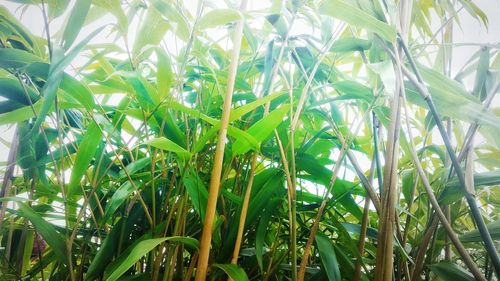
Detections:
194,1,248,279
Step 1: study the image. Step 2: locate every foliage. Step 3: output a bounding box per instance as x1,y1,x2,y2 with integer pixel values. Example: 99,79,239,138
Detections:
0,0,499,280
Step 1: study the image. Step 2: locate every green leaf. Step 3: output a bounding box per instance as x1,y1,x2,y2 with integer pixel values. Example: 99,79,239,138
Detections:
104,237,169,281
16,202,68,267
229,92,283,122
472,47,489,101
331,38,372,52
103,181,136,222
147,137,191,161
150,0,190,41
427,262,474,281
30,26,105,136
319,0,396,42
213,264,249,281
155,48,173,99
333,80,373,101
315,232,341,281
183,169,209,220
232,104,290,155
439,171,500,204
460,220,500,243
68,121,102,196
0,101,41,125
168,101,259,150
60,0,92,50
48,0,70,19
118,157,151,179
25,62,95,110
341,222,378,240
86,218,125,281
255,199,280,271
162,236,199,251
132,7,169,56
0,77,39,105
198,9,242,29
265,14,288,37
0,48,43,69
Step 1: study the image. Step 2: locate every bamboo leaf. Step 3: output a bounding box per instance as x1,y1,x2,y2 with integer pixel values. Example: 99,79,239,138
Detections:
104,237,169,281
213,264,249,281
315,232,341,281
60,0,92,50
319,0,396,42
439,171,500,204
331,38,372,52
232,104,290,156
198,9,243,29
460,220,500,243
0,48,43,69
147,137,191,161
0,77,39,105
16,202,68,267
428,262,475,281
229,92,283,122
155,48,173,99
103,181,136,222
184,170,209,220
68,121,102,196
30,26,105,136
255,199,281,270
48,0,70,19
132,7,169,56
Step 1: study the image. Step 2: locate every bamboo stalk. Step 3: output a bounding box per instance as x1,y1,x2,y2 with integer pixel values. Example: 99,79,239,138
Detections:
374,49,403,281
194,1,248,279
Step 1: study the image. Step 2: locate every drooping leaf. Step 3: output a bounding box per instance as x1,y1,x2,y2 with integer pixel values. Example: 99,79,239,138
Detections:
16,203,68,267
319,0,397,42
315,232,341,281
460,220,500,243
427,262,475,281
213,264,249,281
232,104,290,155
198,9,243,29
68,121,103,196
331,38,372,52
60,0,92,50
147,137,191,161
439,171,500,204
104,237,170,281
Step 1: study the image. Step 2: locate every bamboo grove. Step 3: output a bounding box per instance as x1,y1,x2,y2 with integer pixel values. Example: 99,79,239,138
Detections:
0,0,499,280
